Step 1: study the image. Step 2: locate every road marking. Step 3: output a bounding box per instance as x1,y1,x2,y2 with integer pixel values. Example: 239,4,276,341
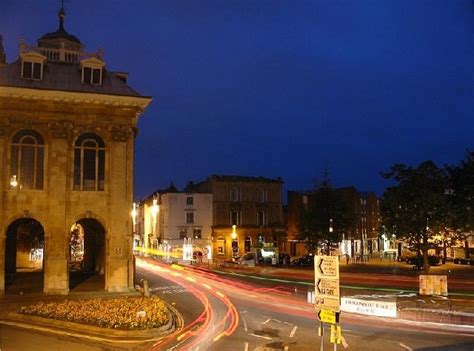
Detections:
244,342,249,351
263,318,271,325
241,314,248,332
262,316,293,326
249,333,272,340
399,343,412,351
289,326,298,338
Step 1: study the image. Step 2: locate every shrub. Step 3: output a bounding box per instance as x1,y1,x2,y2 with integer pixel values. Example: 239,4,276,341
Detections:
18,296,169,330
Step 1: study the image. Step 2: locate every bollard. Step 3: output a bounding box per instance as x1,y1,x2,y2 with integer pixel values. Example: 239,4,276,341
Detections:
142,278,150,297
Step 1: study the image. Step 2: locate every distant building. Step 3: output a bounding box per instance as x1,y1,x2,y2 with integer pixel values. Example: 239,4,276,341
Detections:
188,175,286,262
0,8,151,294
287,187,381,258
136,184,213,260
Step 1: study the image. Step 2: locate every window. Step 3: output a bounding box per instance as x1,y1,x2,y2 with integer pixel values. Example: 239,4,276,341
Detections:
179,228,188,239
230,211,240,225
257,211,266,226
256,189,267,203
10,129,44,189
186,196,194,205
22,61,42,80
257,234,265,246
82,67,102,85
186,212,194,224
74,133,105,191
230,188,241,202
193,228,202,239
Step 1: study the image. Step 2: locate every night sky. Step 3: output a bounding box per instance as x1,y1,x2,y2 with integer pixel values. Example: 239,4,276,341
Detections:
1,1,473,200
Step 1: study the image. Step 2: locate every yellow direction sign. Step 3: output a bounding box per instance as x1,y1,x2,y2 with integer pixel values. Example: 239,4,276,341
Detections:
317,309,339,324
314,255,340,312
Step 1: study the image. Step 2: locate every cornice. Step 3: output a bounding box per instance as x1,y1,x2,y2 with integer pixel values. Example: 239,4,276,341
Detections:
0,86,152,113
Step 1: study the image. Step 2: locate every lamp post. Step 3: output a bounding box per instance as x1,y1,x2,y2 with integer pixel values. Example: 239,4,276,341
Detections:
151,196,159,248
131,202,137,248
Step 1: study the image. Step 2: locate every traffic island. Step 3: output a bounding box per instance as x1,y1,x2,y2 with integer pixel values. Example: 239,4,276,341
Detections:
2,296,177,347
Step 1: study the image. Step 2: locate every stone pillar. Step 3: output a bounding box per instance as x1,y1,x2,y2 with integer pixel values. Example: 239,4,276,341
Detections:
106,126,134,292
43,130,69,294
0,127,5,295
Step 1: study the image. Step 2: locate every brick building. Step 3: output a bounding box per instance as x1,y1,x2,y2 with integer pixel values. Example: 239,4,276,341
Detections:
287,187,381,258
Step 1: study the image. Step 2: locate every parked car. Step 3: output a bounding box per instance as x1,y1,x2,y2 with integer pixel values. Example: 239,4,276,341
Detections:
292,255,314,267
238,253,256,266
406,256,440,267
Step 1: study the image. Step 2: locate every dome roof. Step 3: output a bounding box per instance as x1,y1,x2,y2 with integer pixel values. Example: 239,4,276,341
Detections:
39,28,81,45
38,8,81,45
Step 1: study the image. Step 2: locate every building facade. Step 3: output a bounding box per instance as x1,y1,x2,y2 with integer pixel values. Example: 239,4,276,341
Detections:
189,175,286,261
287,187,381,258
0,9,151,294
135,184,213,260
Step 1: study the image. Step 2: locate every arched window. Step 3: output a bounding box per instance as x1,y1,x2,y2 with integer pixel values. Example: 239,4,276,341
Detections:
74,133,105,191
10,129,44,189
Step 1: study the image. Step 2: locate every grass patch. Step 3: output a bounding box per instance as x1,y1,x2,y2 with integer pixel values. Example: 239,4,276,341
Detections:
18,296,169,330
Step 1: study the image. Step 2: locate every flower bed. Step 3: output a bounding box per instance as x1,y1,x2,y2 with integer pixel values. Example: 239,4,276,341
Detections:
18,296,169,330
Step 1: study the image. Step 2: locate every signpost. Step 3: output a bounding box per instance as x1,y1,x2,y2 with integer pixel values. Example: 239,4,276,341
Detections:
315,255,341,351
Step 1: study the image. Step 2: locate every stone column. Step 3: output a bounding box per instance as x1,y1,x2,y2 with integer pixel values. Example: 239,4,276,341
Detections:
43,123,71,294
0,126,5,295
106,125,134,292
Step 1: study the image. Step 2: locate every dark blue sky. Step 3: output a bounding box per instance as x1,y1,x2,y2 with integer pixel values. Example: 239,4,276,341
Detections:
1,1,473,200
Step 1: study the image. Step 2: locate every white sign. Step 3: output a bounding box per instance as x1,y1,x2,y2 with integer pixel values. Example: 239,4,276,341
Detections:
419,275,448,296
341,298,397,318
314,255,340,312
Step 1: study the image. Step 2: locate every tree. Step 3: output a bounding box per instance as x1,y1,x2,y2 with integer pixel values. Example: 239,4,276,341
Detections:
298,178,355,255
446,150,474,258
381,161,448,273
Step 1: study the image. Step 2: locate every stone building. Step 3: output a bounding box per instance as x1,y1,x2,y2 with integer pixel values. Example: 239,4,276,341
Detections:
189,175,286,261
135,184,213,260
0,9,151,294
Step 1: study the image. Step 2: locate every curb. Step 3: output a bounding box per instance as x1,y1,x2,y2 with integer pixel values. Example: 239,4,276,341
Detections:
0,303,178,345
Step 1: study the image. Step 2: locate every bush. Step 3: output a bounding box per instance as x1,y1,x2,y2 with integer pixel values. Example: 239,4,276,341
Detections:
18,296,169,330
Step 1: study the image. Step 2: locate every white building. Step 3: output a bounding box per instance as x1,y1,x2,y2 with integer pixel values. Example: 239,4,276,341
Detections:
135,184,213,261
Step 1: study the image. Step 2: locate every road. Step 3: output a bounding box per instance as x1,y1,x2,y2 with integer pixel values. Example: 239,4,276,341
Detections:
136,257,474,351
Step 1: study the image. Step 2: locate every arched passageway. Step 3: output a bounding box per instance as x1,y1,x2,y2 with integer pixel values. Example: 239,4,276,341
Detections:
69,218,105,291
5,218,45,293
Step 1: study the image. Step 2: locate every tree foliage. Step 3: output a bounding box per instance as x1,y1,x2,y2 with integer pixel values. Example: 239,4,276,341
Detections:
381,161,448,273
447,150,474,232
298,178,355,254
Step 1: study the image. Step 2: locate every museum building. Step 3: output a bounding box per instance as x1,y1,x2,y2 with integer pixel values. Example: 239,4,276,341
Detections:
0,9,151,294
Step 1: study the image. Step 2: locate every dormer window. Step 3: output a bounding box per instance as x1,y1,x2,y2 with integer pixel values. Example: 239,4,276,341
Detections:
80,57,105,85
20,52,46,81
22,61,42,80
83,67,102,85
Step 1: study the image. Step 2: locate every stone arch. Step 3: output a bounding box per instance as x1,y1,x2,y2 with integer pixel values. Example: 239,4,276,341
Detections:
68,217,106,291
4,217,45,294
